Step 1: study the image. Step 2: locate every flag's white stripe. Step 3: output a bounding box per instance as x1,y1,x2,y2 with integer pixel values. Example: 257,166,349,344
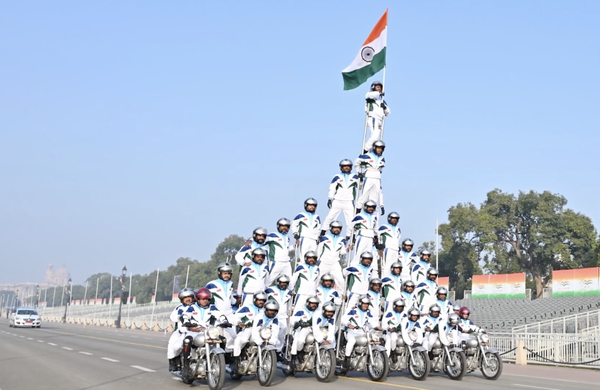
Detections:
343,28,387,73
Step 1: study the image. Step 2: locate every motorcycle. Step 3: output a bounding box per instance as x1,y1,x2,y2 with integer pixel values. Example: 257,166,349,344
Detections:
428,333,467,380
178,318,230,390
229,324,278,387
387,329,430,381
281,325,336,382
336,326,389,381
462,331,503,380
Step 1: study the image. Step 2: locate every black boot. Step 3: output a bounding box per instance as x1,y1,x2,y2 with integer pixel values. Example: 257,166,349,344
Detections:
342,356,351,370
168,358,177,373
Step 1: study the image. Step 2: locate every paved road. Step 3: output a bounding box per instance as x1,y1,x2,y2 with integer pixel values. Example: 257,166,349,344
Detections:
0,318,598,390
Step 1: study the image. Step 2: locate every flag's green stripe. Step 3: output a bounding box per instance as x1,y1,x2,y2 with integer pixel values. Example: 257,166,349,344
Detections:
342,48,386,91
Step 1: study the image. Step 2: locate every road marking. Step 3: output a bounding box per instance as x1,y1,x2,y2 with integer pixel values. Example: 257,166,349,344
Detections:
44,330,166,350
101,357,119,362
513,385,562,390
505,374,597,385
37,340,44,343
62,347,73,350
19,335,25,338
27,337,34,340
48,343,57,346
131,365,156,373
79,351,93,355
340,377,432,390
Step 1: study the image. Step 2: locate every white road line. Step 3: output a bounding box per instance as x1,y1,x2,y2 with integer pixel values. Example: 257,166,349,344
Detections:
513,384,563,390
79,351,93,355
37,340,44,343
172,377,181,381
101,357,119,363
19,335,25,338
62,347,73,350
27,337,34,340
131,365,156,373
48,343,57,346
130,336,138,338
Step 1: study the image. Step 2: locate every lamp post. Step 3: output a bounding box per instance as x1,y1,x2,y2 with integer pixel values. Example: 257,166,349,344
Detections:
116,266,127,329
15,289,19,308
63,278,72,323
35,284,40,307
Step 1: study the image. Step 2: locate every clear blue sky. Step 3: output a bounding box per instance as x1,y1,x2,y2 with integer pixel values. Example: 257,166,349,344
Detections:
1,1,598,284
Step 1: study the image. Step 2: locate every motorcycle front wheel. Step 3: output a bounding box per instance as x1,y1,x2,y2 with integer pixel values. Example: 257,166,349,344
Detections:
445,351,466,381
408,350,430,381
207,353,226,390
257,349,277,387
315,348,336,382
480,352,503,380
367,349,389,382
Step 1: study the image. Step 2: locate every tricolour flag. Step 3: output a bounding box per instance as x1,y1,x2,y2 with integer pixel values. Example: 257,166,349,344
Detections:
342,9,388,91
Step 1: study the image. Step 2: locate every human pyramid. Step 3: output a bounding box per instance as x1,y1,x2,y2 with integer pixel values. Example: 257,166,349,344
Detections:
166,81,485,381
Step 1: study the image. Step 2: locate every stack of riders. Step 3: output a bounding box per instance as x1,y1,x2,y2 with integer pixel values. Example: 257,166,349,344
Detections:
166,81,503,388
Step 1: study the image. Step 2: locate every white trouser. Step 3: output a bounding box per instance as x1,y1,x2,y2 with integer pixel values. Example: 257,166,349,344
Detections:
167,329,186,359
423,332,438,351
299,237,318,261
291,327,312,355
233,327,252,357
322,200,354,235
345,329,366,357
356,177,383,209
293,294,311,313
277,317,288,350
351,235,375,267
385,331,399,356
240,293,254,308
318,261,345,291
365,116,383,151
382,248,399,274
269,261,292,283
346,292,363,310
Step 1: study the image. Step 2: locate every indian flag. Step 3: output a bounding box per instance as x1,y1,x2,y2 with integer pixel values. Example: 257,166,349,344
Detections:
342,9,388,91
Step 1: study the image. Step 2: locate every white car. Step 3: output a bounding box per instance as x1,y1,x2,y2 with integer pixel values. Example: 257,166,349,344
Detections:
9,307,42,328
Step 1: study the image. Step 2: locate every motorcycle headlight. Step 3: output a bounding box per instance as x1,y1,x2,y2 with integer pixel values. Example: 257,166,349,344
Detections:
480,333,489,344
409,331,418,341
207,326,222,339
259,328,272,340
193,333,206,347
320,327,329,339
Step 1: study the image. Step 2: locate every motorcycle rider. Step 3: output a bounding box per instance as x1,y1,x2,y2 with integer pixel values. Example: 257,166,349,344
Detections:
315,273,342,306
235,227,269,266
400,308,425,347
313,301,337,347
366,278,384,326
398,239,418,281
364,81,391,152
167,288,196,372
266,218,293,281
452,304,462,315
206,263,235,318
231,292,242,312
348,200,379,272
411,249,432,286
382,261,403,311
233,292,267,358
292,198,322,261
344,251,375,309
340,295,381,370
290,251,320,312
457,307,485,342
420,304,442,353
238,248,271,305
354,140,385,212
429,287,453,319
432,313,461,370
317,220,347,290
415,267,439,310
289,296,320,358
377,212,401,273
251,300,281,352
265,275,293,350
400,280,417,310
321,160,360,236
383,298,406,357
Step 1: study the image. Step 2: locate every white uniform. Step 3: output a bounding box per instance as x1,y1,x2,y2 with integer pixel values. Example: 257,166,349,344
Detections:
292,211,321,261
315,285,341,306
251,312,281,351
312,309,336,346
458,318,482,342
436,320,460,347
400,316,424,346
290,262,320,311
289,308,317,355
265,285,293,347
354,151,385,209
238,261,271,306
322,172,360,234
415,279,438,312
235,240,268,266
317,232,347,290
348,210,378,272
398,249,418,281
364,90,390,151
167,303,197,359
420,315,441,351
205,278,236,347
422,298,453,320
266,231,293,282
366,289,384,326
344,263,374,309
381,273,403,310
233,302,261,356
400,290,417,310
169,303,223,358
341,306,379,357
378,223,401,272
382,309,406,356
411,260,431,286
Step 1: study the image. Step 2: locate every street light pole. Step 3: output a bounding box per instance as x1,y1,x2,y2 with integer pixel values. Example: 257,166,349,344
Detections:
116,266,127,329
63,278,72,323
35,284,40,308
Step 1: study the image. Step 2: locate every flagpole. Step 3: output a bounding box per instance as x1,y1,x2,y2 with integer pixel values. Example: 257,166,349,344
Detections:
380,8,388,139
435,219,439,270
83,281,88,305
185,265,190,288
127,272,132,322
150,268,160,326
109,275,113,318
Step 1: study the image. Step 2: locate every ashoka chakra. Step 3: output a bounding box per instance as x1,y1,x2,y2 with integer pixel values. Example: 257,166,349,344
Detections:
361,46,375,62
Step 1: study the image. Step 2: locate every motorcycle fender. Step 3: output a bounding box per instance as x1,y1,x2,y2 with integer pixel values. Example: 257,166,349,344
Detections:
211,347,226,355
450,347,463,353
486,347,499,354
412,346,427,353
320,344,336,351
263,344,277,352
371,344,386,353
